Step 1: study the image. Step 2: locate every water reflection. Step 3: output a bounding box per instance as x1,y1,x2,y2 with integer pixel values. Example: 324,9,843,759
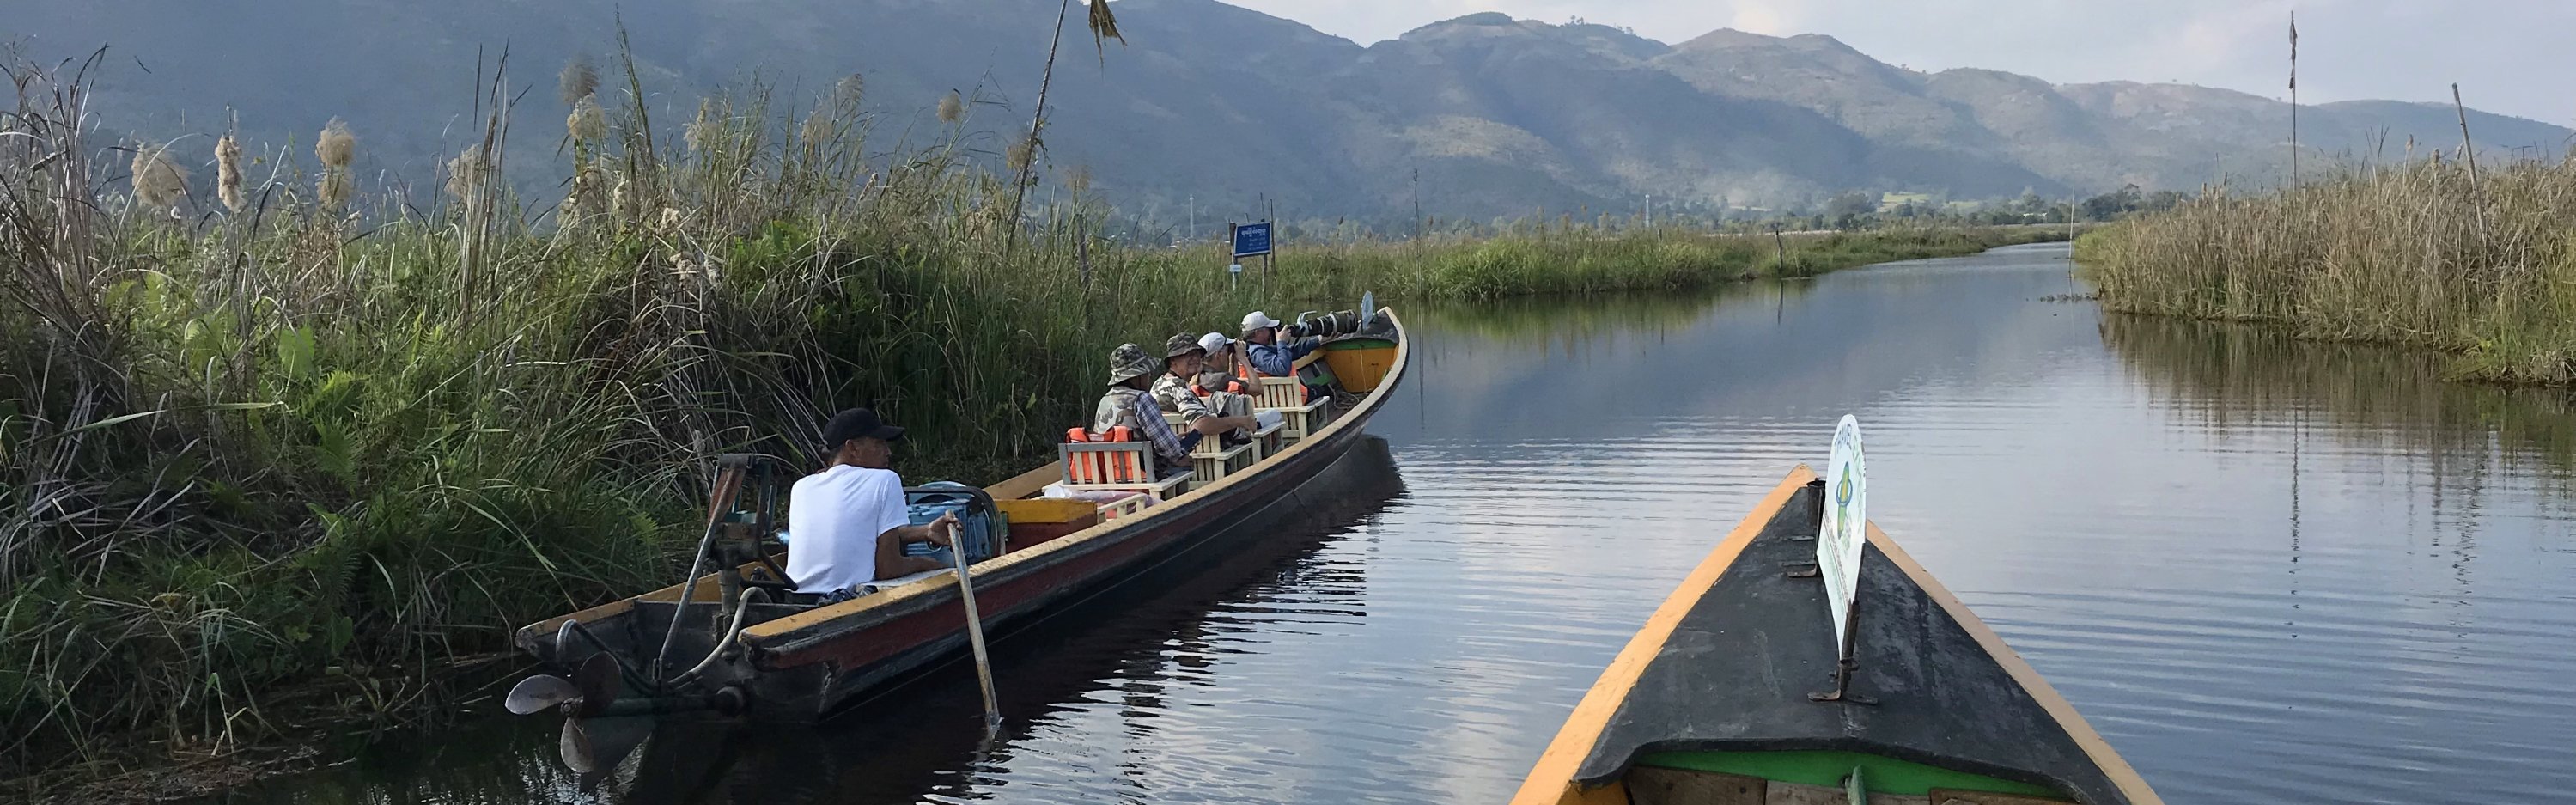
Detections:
214,244,2576,805
2102,312,2576,484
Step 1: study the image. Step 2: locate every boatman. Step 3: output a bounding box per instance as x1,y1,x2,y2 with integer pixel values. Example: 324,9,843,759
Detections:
1094,343,1200,475
1153,332,1259,444
786,407,956,600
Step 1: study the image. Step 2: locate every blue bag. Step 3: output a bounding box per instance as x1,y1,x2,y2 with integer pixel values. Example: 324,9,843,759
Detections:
903,481,1004,563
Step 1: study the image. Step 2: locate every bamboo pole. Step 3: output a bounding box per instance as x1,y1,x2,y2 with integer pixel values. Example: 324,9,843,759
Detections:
948,521,1002,732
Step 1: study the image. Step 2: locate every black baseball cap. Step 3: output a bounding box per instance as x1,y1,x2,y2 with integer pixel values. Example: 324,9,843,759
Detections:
821,407,904,448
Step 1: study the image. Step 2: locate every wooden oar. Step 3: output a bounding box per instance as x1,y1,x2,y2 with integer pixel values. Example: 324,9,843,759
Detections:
947,520,1002,731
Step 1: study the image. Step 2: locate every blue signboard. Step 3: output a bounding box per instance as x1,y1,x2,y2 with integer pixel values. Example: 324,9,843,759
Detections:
1232,222,1273,258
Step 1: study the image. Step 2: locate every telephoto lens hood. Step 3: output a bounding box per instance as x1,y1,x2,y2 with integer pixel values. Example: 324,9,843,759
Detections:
1288,310,1361,339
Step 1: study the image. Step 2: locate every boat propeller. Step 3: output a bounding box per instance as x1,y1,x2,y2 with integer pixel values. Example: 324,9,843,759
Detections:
506,654,636,773
507,651,750,776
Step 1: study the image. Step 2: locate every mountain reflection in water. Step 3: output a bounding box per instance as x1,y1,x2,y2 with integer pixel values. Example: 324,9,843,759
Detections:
210,244,2576,805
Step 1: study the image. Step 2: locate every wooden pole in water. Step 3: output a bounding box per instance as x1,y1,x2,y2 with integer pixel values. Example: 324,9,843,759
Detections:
2288,12,2299,190
1411,168,1422,241
948,521,1002,731
2453,83,2491,248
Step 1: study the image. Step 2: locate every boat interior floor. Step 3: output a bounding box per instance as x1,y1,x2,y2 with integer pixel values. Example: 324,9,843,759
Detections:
1573,482,2119,803
1622,750,2073,805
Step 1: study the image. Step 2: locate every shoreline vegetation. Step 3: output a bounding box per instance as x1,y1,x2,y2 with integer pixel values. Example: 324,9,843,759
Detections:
0,50,2054,795
2078,151,2576,384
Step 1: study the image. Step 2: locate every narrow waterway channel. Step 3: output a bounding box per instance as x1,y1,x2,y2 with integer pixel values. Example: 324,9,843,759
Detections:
210,242,2576,804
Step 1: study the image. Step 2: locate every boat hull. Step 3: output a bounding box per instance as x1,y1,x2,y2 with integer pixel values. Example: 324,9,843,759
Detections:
745,409,1390,718
518,311,1411,722
1510,468,2161,805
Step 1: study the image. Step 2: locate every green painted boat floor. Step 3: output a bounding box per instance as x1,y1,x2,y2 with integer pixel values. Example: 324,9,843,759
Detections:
1638,749,2065,798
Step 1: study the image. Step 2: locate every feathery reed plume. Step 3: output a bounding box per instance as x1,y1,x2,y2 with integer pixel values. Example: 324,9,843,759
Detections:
685,98,716,152
560,56,600,107
562,95,608,227
316,119,356,209
1006,140,1034,176
216,133,246,212
446,147,487,203
316,119,356,169
319,171,352,210
1086,0,1124,50
799,111,831,149
834,73,865,107
131,143,189,210
568,95,607,143
936,90,963,125
1066,164,1093,196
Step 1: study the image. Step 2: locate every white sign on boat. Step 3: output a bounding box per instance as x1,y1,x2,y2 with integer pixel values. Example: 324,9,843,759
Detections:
1818,415,1867,656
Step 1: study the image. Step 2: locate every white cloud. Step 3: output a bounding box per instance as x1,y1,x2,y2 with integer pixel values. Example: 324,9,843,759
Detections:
1214,0,2576,124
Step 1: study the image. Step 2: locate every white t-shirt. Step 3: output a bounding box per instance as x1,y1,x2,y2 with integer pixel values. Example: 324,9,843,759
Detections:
785,465,911,594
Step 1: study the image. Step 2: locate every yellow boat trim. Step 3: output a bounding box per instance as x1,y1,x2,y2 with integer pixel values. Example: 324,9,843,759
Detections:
1506,467,1818,805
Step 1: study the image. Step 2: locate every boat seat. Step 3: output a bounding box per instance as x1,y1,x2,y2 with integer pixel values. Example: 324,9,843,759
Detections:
1250,422,1283,459
1253,375,1310,409
1188,439,1257,488
1091,492,1151,520
1058,441,1191,501
1162,412,1266,485
1246,376,1320,442
1259,401,1325,443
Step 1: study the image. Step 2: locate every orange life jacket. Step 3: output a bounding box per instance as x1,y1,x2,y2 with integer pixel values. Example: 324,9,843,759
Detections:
1191,376,1248,397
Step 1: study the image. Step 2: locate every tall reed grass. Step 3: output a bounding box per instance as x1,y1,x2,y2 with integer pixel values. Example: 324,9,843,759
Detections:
1259,225,2041,301
0,47,2043,785
2078,152,2576,383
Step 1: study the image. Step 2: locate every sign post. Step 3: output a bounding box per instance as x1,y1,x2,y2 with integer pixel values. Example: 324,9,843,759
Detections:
1233,221,1273,297
1809,414,1873,704
1232,223,1271,259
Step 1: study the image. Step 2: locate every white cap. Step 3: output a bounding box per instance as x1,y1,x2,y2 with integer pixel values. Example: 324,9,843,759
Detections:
1241,311,1282,333
1198,332,1232,354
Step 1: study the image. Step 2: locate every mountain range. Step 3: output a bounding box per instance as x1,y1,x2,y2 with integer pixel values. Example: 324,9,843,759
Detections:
13,0,2573,226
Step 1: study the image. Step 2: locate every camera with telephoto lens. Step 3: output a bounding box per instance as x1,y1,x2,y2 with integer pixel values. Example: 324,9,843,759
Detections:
1284,310,1361,339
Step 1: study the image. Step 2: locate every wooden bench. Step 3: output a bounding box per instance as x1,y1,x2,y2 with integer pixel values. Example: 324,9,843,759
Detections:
1162,412,1262,488
1057,441,1191,502
1254,376,1328,443
1250,422,1283,459
1190,441,1256,488
1093,494,1151,520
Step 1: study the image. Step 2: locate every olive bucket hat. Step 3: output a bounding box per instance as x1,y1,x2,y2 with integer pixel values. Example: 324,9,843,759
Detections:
1163,332,1207,359
1105,343,1160,386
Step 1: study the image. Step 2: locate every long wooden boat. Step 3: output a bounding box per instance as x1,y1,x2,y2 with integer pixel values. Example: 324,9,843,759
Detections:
1511,467,2162,805
506,309,1408,748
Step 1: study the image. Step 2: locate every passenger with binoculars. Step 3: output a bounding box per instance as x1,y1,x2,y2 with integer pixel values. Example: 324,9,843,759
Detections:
1154,332,1262,445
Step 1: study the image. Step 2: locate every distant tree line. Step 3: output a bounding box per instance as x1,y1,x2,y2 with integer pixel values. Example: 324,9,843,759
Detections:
1104,183,2195,247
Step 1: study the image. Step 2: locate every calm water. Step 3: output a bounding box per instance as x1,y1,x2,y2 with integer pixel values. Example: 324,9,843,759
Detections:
215,243,2576,804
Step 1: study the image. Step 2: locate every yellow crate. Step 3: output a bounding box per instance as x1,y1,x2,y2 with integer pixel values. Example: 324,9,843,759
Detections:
997,497,1098,524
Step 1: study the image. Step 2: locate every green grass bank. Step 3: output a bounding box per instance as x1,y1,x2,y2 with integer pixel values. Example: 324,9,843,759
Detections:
0,58,2048,786
2077,155,2576,383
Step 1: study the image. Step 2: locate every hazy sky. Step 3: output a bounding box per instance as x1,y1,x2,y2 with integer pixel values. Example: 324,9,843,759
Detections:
1224,0,2575,125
